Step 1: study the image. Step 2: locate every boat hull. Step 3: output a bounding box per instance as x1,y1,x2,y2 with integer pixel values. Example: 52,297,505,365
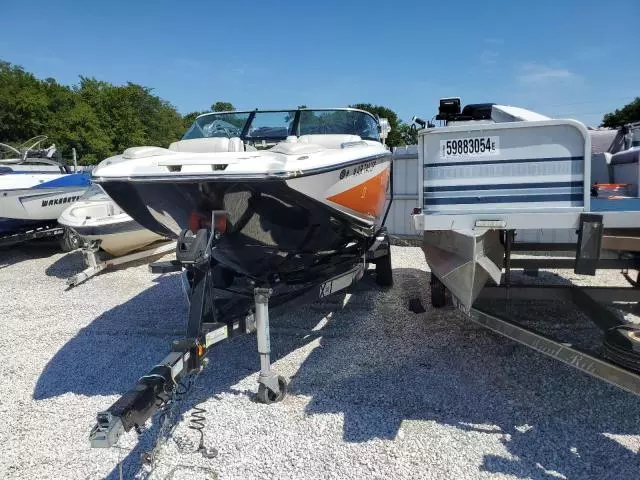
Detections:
423,229,504,310
0,172,90,229
67,219,165,256
58,198,166,256
0,187,87,220
99,158,390,282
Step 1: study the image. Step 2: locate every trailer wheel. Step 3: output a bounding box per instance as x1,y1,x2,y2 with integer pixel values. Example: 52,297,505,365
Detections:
430,274,447,308
375,249,393,287
602,326,640,373
59,227,81,252
257,376,287,404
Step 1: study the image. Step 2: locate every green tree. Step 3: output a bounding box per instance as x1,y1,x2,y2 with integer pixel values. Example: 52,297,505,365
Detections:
349,103,407,148
0,60,186,164
601,97,640,128
397,123,418,146
0,61,53,143
183,111,207,130
211,101,234,112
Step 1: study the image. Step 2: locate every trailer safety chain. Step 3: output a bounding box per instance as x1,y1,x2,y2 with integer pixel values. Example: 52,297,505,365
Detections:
140,361,216,475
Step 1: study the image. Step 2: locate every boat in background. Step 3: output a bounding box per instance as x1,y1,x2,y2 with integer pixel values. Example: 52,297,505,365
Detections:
0,135,72,174
413,99,586,309
58,183,166,256
0,136,90,247
610,121,640,194
408,98,640,396
413,99,640,311
58,150,167,257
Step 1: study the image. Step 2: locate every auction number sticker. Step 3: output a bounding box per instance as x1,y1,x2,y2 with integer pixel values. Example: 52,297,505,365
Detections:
440,136,499,159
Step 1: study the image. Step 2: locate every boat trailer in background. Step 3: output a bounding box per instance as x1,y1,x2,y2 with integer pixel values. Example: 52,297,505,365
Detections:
0,222,81,251
66,239,176,287
428,217,640,397
414,100,640,396
89,211,392,449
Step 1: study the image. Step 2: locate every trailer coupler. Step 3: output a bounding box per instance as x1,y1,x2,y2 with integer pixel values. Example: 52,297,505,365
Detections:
89,326,229,448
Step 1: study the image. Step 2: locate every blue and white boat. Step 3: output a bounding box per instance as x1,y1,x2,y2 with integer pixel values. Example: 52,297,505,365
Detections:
0,137,90,235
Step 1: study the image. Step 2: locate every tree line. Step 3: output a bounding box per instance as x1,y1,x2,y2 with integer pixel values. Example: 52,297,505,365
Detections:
601,97,640,128
0,61,423,164
2,60,635,164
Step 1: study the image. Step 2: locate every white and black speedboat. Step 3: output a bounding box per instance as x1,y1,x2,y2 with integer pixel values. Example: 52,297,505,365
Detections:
93,108,394,301
89,109,395,447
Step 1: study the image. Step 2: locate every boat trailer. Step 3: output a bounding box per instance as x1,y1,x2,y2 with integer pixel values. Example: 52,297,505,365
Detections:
66,239,176,288
89,212,392,448
429,221,640,397
0,222,75,250
414,103,640,396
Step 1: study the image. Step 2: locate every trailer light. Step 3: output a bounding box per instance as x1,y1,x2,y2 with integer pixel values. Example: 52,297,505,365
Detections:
188,212,207,232
215,215,227,233
197,344,205,357
188,211,227,233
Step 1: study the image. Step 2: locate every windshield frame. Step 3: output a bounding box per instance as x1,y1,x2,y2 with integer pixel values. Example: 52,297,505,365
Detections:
183,108,382,143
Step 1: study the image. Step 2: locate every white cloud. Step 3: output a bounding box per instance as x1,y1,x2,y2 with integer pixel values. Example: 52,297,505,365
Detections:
517,63,580,85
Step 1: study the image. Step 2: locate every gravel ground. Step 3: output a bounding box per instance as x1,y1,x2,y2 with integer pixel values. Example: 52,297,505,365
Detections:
0,241,639,480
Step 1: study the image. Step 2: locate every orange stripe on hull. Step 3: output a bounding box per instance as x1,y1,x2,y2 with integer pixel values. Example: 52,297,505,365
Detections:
327,168,390,218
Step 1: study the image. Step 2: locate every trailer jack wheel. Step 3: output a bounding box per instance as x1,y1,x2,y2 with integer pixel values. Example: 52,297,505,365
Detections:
257,376,287,404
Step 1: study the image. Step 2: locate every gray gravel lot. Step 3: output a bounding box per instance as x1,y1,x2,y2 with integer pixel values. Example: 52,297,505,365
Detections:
0,242,639,479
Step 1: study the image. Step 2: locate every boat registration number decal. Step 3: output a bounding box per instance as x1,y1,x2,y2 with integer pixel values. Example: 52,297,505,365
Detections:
339,160,377,179
319,271,356,298
439,136,499,159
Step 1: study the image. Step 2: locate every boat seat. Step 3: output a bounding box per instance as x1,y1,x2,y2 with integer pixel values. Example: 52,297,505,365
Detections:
270,142,324,155
297,134,362,149
168,137,245,153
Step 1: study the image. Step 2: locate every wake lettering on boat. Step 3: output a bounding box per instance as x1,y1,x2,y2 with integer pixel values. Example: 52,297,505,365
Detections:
41,195,81,207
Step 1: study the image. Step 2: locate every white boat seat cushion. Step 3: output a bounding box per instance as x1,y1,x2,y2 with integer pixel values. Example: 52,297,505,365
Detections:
297,134,361,149
169,137,245,153
228,137,244,152
270,142,324,155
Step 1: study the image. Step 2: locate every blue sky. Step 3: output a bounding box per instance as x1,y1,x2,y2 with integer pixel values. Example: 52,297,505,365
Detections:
1,0,637,126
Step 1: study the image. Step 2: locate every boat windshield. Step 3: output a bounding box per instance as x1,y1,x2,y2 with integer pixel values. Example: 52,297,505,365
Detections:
79,183,111,202
182,112,250,140
298,110,380,140
181,109,381,143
